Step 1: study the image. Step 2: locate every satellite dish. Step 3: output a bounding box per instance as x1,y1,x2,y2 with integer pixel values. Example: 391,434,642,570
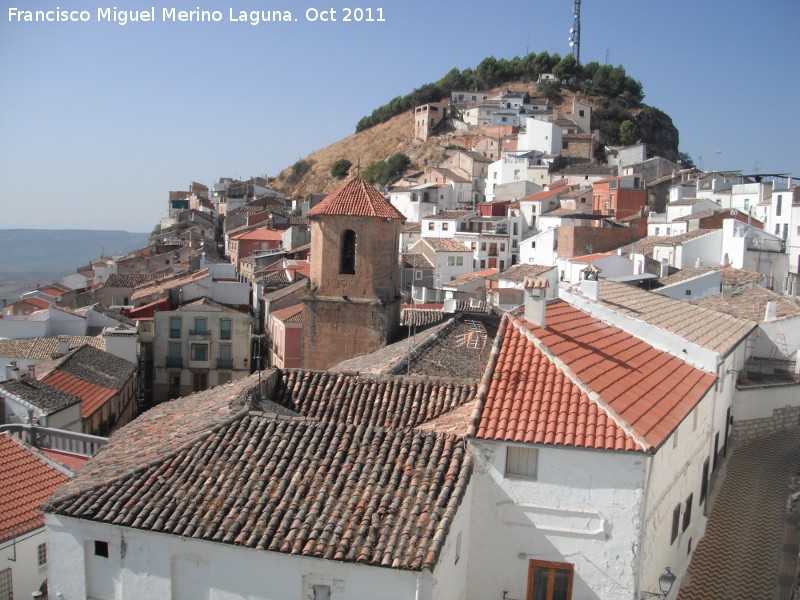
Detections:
569,41,575,47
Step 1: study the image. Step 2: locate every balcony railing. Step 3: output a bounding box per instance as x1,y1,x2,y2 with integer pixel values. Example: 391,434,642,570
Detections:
746,237,785,253
217,359,234,369
166,356,183,368
190,329,212,338
0,423,107,458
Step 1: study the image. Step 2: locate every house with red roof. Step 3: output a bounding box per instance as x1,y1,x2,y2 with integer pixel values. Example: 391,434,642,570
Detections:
268,303,303,368
0,432,73,599
228,226,283,267
37,344,138,437
465,283,721,599
592,174,647,220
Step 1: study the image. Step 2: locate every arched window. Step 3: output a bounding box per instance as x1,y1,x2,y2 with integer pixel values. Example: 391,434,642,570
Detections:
340,229,357,274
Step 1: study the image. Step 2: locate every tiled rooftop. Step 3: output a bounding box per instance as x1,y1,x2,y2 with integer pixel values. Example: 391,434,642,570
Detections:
271,303,303,323
472,305,716,451
104,273,159,288
307,176,405,220
588,281,756,356
445,268,498,286
0,376,82,414
694,286,800,322
487,263,555,283
1,434,69,543
0,336,105,360
46,371,472,571
420,238,472,253
709,265,765,287
48,345,137,391
131,268,209,301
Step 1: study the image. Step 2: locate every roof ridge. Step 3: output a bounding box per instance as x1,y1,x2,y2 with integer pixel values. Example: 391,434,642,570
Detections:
506,313,649,452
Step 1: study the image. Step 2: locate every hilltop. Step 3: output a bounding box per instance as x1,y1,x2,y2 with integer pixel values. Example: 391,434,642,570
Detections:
270,82,679,198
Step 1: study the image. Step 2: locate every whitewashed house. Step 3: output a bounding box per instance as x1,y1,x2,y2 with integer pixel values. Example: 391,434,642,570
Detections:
45,372,474,600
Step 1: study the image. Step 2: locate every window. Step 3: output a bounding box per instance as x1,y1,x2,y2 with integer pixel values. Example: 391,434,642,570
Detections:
340,229,357,274
527,559,573,600
0,568,12,600
37,542,47,566
776,196,782,216
220,319,232,340
219,344,233,369
169,373,181,399
480,260,486,268
169,317,181,338
505,446,538,479
414,270,423,281
671,504,681,544
456,256,464,266
167,342,181,367
442,222,449,231
313,585,331,600
448,256,456,266
193,371,208,392
192,344,208,361
428,222,435,230
682,493,693,532
700,458,710,505
95,540,109,558
193,318,207,335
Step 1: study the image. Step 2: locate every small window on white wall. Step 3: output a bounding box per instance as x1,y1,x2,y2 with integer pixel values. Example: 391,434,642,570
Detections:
313,585,331,600
505,446,538,479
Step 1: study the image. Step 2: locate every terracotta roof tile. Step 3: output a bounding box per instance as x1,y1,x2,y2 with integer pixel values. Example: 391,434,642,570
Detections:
445,268,498,287
694,286,800,322
44,371,115,418
473,305,717,451
271,303,303,323
45,371,473,571
0,336,105,360
307,176,405,219
0,434,69,542
487,264,555,282
589,281,756,356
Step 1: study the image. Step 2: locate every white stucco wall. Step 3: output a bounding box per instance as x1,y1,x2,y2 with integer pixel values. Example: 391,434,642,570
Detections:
640,388,715,593
518,118,562,155
466,441,646,600
46,515,435,600
519,229,558,267
0,527,48,600
0,316,49,339
654,271,721,301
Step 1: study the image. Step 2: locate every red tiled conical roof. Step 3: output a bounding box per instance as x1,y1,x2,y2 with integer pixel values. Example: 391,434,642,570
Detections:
307,176,405,219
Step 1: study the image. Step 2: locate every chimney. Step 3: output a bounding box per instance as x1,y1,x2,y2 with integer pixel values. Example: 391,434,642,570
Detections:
764,301,777,322
27,365,36,379
5,361,19,381
57,336,70,356
695,257,703,268
580,265,601,301
523,277,549,328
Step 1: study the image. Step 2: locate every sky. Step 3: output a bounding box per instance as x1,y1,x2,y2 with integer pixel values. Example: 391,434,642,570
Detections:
1,0,798,232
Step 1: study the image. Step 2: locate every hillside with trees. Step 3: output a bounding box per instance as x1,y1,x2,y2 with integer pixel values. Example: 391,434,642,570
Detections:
271,52,682,197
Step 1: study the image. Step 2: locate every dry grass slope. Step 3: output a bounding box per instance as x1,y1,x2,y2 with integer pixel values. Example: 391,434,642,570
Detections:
272,83,585,198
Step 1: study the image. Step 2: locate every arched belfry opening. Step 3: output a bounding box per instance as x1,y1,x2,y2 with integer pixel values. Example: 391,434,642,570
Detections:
340,229,357,274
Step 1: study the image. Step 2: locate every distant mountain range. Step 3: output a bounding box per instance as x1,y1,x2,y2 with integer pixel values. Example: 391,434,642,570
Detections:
0,229,149,303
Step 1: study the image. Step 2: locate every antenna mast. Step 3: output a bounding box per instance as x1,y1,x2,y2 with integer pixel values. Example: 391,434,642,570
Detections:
569,0,582,65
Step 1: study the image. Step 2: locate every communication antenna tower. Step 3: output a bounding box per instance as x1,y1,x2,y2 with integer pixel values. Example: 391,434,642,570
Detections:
569,0,582,65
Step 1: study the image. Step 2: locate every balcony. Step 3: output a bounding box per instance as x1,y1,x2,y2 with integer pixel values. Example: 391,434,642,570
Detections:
166,356,183,368
217,359,234,369
746,237,785,253
190,329,212,339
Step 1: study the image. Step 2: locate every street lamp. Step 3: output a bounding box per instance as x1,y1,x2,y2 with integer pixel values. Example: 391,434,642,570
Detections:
641,567,676,599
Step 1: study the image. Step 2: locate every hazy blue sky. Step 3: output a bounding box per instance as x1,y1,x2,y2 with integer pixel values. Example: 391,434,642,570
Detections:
1,0,797,232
